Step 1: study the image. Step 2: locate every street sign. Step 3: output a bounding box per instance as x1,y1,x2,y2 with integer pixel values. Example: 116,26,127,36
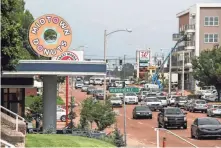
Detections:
109,87,139,93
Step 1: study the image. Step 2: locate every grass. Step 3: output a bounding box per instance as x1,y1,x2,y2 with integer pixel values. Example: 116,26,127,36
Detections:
26,134,115,147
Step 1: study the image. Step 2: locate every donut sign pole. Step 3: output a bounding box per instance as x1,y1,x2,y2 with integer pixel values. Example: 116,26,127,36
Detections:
28,14,72,126
57,51,79,125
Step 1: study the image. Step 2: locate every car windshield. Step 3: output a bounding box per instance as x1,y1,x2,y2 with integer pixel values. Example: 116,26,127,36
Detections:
214,105,221,109
146,94,156,97
157,96,166,100
196,101,206,104
142,91,148,95
88,87,95,89
147,98,159,102
111,97,121,100
198,118,221,125
83,85,88,87
165,108,182,115
176,97,186,101
136,106,150,111
76,81,83,84
126,93,136,96
96,90,103,93
95,79,101,81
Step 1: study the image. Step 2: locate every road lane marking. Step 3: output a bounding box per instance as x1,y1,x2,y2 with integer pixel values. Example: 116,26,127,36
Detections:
138,122,143,125
149,142,156,145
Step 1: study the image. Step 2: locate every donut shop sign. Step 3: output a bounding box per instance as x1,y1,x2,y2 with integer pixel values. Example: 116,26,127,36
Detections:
28,14,72,57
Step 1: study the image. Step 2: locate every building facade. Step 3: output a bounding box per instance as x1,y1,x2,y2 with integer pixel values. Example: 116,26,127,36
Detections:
172,3,221,91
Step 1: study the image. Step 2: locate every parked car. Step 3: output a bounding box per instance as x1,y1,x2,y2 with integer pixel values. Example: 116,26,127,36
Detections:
124,93,138,104
207,104,221,117
132,106,152,119
83,80,90,85
138,91,149,102
89,78,95,85
107,83,116,90
81,85,89,92
158,107,187,129
110,96,123,107
87,86,96,95
145,97,163,111
75,81,84,89
191,117,221,139
157,96,168,107
94,78,103,85
57,108,66,122
189,100,207,113
174,96,188,108
94,89,104,100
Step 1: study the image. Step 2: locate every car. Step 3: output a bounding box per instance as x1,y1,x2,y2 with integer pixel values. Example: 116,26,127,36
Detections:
75,81,84,89
158,107,187,129
144,97,163,111
207,104,221,117
124,93,138,104
94,78,103,85
83,80,90,85
157,96,168,107
167,95,179,106
189,100,208,113
89,78,95,85
57,108,67,122
81,85,89,92
174,96,188,108
110,96,123,107
87,86,96,95
132,106,152,119
191,117,221,139
115,93,124,99
184,99,194,111
94,89,104,100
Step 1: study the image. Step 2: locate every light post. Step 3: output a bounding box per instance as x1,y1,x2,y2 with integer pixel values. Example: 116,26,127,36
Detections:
103,29,132,101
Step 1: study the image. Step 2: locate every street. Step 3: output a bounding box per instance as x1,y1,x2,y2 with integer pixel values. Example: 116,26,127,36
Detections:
59,88,221,147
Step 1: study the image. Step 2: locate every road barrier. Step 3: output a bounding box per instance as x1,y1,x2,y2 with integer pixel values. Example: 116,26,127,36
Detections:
154,128,198,148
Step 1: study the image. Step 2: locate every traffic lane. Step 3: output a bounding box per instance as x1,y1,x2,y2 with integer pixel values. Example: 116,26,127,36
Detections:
186,110,221,122
115,105,193,147
115,105,221,147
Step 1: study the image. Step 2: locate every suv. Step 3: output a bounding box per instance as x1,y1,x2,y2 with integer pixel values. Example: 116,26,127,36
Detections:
189,100,207,113
174,96,187,108
158,107,187,129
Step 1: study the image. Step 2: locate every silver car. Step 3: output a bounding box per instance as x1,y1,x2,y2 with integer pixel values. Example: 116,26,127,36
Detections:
189,100,207,113
81,85,89,92
207,104,221,117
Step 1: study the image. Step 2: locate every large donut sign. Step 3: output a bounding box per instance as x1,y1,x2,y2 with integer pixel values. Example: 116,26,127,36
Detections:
28,14,72,57
56,51,79,61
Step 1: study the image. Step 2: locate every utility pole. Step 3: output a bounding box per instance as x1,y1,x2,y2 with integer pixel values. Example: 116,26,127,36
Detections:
182,51,185,96
122,82,127,146
103,30,107,102
123,55,126,79
168,50,172,96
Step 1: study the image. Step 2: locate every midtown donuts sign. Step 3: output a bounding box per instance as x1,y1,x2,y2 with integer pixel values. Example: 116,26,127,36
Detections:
28,14,72,57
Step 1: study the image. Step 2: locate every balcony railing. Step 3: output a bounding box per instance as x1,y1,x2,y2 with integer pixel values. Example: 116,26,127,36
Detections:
185,41,195,47
184,24,195,30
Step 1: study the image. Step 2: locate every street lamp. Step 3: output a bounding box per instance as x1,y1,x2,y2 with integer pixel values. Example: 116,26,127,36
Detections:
103,29,132,101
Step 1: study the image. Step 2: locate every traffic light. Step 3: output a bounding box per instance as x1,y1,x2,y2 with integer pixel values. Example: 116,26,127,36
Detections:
106,60,108,63
119,59,122,65
122,81,125,88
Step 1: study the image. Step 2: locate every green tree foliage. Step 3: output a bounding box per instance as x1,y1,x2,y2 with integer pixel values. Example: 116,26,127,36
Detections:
1,0,48,71
120,63,134,79
192,46,221,101
80,98,116,131
112,128,125,147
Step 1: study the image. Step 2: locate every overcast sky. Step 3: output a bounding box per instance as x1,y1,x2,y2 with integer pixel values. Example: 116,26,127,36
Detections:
25,0,220,61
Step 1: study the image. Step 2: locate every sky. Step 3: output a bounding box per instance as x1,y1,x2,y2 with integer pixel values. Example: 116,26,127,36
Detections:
25,0,220,63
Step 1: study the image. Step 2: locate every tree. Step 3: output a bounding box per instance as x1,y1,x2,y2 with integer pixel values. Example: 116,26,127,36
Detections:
191,46,221,101
120,63,134,79
1,0,48,71
80,98,116,131
113,128,125,147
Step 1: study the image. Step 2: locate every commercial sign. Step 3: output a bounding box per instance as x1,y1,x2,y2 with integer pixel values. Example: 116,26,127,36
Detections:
54,50,84,61
139,50,150,67
28,14,72,57
109,87,139,93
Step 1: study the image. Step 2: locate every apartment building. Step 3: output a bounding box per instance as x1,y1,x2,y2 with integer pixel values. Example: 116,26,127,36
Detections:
172,3,221,91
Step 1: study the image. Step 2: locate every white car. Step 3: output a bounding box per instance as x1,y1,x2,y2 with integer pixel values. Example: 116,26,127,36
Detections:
139,91,149,101
144,97,163,111
124,93,138,104
168,95,179,105
89,78,95,84
157,96,168,107
110,97,123,107
57,108,66,122
94,79,103,85
207,104,221,117
115,93,123,98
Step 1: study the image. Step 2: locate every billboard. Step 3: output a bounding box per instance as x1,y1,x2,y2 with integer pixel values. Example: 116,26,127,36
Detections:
52,50,84,61
28,14,72,57
139,50,150,67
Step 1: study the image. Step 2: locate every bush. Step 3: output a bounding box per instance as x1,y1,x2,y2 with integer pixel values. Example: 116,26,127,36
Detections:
57,96,65,105
113,128,125,147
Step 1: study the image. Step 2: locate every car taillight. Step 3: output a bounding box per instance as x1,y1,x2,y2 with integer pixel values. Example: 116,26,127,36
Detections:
212,108,217,111
204,105,208,107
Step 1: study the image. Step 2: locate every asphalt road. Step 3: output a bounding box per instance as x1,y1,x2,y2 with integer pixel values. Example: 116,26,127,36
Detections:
114,104,221,147
58,85,221,147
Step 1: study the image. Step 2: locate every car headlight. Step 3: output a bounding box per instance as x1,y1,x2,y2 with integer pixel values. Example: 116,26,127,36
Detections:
164,117,168,121
136,112,140,114
184,117,187,121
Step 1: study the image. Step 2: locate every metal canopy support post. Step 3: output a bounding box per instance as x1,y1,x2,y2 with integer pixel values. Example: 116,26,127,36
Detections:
182,51,185,96
169,52,172,96
123,89,127,146
103,30,107,102
66,76,69,125
156,128,160,148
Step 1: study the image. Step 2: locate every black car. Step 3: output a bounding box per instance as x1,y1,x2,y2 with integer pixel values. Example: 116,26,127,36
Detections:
132,106,152,119
158,107,187,129
191,117,221,139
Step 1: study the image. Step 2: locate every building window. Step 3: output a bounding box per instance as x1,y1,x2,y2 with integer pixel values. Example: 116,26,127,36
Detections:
204,34,219,43
204,16,219,26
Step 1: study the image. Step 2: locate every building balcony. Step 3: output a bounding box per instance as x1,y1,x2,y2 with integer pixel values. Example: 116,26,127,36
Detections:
185,41,195,50
172,33,181,41
184,24,195,33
